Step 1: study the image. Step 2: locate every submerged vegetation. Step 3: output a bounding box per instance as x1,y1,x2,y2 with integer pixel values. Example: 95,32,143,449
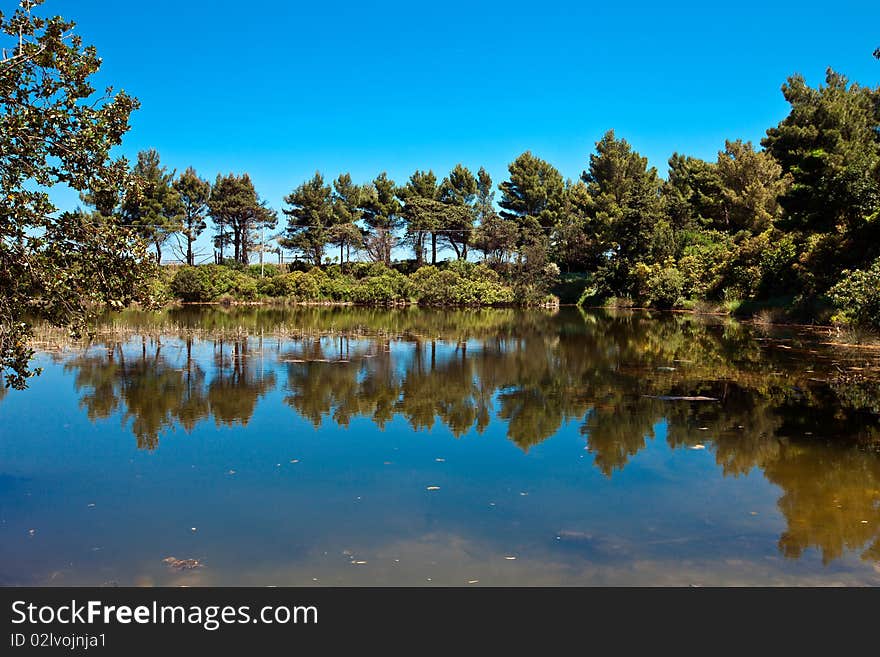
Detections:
1,0,879,388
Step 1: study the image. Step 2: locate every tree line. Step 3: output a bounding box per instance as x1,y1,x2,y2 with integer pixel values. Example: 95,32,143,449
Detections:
81,58,880,327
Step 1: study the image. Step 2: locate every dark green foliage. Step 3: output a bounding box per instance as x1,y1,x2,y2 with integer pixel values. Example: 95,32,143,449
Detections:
762,70,879,234
121,149,183,264
438,164,479,259
358,173,401,265
173,167,211,266
582,130,665,296
499,151,565,229
281,172,334,267
169,265,252,302
208,173,276,265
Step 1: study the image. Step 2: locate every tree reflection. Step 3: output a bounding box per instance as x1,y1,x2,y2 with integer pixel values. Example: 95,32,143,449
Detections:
57,307,880,565
66,336,272,448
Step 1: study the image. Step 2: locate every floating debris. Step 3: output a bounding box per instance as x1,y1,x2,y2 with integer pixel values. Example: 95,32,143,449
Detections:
467,580,480,584
426,486,441,491
656,366,676,372
87,503,96,508
435,458,445,463
352,560,367,565
28,529,36,536
503,556,517,560
689,444,706,450
644,395,719,402
698,427,709,431
190,527,197,532
227,470,236,475
290,459,299,464
163,557,202,570
520,492,529,496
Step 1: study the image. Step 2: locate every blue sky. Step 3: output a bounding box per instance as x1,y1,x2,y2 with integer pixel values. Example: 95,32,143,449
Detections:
38,0,880,260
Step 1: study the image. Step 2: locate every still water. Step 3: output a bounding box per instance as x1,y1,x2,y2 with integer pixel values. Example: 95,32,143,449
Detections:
1,307,879,586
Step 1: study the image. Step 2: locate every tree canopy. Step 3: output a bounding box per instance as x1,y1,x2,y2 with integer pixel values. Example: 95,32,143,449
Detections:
1,0,152,388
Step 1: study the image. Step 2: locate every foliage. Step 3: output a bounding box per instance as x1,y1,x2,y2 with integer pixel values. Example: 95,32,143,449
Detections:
0,0,154,388
633,261,685,309
828,259,880,326
410,264,514,305
281,172,334,267
208,173,276,264
121,149,182,263
173,167,211,266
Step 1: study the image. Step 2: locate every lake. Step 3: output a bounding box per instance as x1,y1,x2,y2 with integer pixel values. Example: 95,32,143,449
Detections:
1,306,879,586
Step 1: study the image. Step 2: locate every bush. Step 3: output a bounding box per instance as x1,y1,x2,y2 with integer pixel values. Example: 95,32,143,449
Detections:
829,259,880,327
410,265,514,306
228,271,258,300
649,266,685,309
170,265,237,302
350,262,393,279
633,261,685,309
247,263,280,278
678,230,733,299
171,266,210,302
276,272,323,300
350,271,412,304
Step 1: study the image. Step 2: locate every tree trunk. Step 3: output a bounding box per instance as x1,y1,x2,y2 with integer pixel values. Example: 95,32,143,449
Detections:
431,232,437,265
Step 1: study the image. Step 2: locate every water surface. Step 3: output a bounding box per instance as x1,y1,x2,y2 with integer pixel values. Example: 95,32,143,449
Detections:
1,307,879,585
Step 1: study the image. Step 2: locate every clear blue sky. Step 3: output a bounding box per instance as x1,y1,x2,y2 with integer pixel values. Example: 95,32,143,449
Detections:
42,0,880,259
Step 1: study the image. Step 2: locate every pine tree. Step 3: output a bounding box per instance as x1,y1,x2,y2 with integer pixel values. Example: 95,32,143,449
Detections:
173,167,211,266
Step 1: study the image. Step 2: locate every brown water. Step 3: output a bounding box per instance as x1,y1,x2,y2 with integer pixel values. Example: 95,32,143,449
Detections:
1,306,878,585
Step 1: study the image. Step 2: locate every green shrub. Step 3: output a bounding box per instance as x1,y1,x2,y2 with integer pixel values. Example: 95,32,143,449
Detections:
276,272,323,300
648,266,685,309
247,263,280,278
829,259,880,327
350,272,412,304
633,261,685,309
228,271,258,300
170,265,236,302
409,265,514,306
351,262,393,279
411,267,460,304
319,275,357,301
